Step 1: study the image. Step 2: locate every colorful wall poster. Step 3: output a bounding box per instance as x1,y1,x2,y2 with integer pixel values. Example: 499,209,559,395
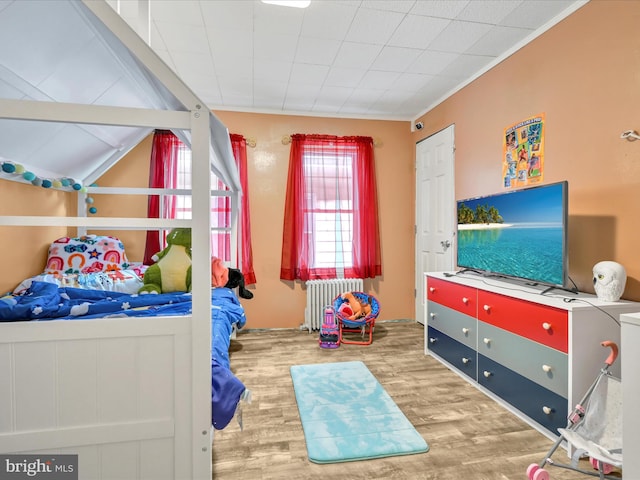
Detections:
502,113,544,189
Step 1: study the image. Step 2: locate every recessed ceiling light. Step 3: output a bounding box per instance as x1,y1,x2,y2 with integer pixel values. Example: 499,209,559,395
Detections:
261,1,311,8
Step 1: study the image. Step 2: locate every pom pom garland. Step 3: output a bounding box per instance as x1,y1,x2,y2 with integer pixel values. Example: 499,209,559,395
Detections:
0,161,84,191
1,160,99,213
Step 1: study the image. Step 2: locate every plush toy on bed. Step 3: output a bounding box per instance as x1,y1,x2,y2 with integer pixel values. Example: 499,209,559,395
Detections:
226,268,254,299
211,256,229,288
139,228,192,294
339,291,371,320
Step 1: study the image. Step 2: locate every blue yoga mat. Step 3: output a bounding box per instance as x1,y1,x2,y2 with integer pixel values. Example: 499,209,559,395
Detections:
290,361,429,464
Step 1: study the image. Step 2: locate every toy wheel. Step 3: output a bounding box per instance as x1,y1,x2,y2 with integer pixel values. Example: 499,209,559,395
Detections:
526,464,539,479
532,467,549,480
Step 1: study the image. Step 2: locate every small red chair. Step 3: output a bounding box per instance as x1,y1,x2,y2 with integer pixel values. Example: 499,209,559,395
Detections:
332,292,380,346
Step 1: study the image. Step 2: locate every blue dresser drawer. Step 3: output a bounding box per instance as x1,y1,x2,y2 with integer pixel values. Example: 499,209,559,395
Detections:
478,354,567,434
427,326,477,381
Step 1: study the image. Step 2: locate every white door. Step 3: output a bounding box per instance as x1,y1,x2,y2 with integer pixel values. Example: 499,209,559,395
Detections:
415,125,456,325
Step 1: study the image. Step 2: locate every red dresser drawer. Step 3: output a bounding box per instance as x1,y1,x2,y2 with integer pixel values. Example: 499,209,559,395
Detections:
427,276,477,317
477,290,568,353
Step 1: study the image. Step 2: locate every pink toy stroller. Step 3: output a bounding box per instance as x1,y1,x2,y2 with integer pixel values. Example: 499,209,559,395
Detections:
527,341,622,480
318,305,339,349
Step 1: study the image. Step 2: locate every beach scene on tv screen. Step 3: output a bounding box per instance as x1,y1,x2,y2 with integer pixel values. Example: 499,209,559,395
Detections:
456,183,564,286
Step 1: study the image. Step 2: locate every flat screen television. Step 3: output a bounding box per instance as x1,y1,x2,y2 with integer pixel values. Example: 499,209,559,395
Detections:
456,181,569,289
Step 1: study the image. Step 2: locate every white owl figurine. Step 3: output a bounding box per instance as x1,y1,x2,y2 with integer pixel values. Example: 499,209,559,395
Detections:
593,261,627,302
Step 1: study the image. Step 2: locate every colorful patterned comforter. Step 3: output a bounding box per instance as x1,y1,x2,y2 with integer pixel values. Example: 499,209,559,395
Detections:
0,281,247,429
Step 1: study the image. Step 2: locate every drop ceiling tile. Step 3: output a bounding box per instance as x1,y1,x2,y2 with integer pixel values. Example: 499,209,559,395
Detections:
345,7,406,45
388,14,451,50
295,37,342,65
213,55,253,78
254,59,293,84
371,46,422,72
428,19,494,53
208,28,253,59
218,72,252,92
500,0,576,28
392,72,435,92
283,98,316,111
358,70,401,90
301,2,357,40
409,0,471,19
324,67,366,88
148,0,203,24
154,21,209,53
254,1,305,35
438,53,495,79
361,0,416,14
407,50,459,75
289,63,330,87
316,85,354,106
200,0,253,32
285,83,323,99
333,42,383,69
253,81,287,108
467,25,532,56
254,32,299,63
456,0,522,25
220,93,254,108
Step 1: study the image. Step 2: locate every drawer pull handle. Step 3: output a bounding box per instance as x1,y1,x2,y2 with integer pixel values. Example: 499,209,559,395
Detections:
429,337,437,344
462,327,469,334
429,287,435,293
462,297,469,305
542,364,552,373
483,304,491,312
542,406,553,415
430,312,436,318
483,337,491,345
483,371,492,378
462,357,470,364
542,322,552,330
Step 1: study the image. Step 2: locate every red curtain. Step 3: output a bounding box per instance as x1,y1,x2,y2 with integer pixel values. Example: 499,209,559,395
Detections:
143,130,180,265
280,134,381,281
144,130,256,285
230,134,256,285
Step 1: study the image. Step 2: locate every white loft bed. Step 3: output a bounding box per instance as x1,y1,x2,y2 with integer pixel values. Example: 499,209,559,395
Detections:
0,1,241,479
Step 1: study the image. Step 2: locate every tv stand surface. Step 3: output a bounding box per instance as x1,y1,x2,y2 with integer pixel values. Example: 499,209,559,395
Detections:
424,271,640,442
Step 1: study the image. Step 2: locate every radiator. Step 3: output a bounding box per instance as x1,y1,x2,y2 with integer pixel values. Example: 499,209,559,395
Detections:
304,278,364,331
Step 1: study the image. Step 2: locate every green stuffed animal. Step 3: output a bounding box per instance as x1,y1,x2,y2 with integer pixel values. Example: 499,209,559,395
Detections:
139,228,192,294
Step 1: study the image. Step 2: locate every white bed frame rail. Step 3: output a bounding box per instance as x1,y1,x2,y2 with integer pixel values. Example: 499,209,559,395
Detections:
0,315,196,479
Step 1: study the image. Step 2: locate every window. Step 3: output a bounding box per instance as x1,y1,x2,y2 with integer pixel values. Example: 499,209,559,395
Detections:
144,131,255,284
304,148,355,272
280,134,381,281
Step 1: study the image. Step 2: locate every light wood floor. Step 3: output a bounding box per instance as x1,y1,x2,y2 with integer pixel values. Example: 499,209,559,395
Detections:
212,321,619,479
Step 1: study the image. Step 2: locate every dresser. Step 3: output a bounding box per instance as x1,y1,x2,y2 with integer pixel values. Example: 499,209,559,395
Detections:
425,271,640,439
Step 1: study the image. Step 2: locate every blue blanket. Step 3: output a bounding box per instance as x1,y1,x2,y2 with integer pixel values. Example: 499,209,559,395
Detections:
1,281,247,429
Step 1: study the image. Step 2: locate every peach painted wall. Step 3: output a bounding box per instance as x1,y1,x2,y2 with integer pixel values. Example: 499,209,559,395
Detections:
413,0,640,301
0,181,72,293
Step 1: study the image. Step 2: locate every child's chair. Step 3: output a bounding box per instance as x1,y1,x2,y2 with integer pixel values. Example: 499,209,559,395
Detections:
333,292,380,345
